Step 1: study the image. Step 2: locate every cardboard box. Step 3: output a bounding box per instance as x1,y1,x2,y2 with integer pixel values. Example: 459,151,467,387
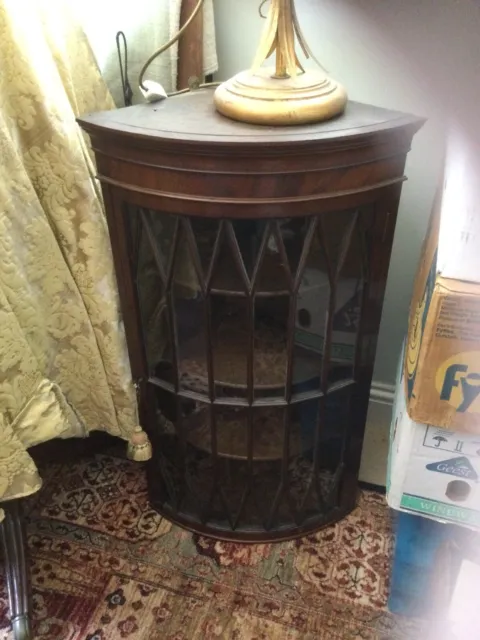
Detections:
388,345,480,530
406,276,480,432
405,130,480,433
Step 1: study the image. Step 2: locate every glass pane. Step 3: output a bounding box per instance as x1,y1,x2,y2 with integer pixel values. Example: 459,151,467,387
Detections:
290,384,351,515
211,295,248,393
219,458,254,528
136,208,177,278
184,404,216,511
357,207,378,368
282,217,310,278
210,221,248,293
289,452,316,515
252,406,291,461
322,385,351,473
172,225,209,397
254,296,289,397
322,210,365,386
292,218,326,396
232,219,262,280
190,217,219,280
125,206,176,377
187,406,248,460
254,221,291,294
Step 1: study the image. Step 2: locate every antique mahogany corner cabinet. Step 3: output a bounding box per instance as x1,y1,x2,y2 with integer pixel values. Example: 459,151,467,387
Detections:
79,90,423,542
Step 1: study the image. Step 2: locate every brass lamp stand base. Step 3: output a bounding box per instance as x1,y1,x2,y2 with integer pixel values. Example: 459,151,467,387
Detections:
214,67,347,126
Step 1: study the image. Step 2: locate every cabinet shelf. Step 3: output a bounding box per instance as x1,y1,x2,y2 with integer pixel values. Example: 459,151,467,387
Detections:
208,250,292,297
178,320,320,392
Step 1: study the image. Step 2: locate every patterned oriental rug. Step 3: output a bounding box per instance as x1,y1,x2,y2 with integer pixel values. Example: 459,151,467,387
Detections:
0,453,426,640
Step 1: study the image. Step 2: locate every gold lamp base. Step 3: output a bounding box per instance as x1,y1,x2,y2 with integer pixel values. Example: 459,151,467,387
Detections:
214,67,347,127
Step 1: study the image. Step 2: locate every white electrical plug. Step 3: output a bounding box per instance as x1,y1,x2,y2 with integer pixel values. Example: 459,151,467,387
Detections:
140,80,168,103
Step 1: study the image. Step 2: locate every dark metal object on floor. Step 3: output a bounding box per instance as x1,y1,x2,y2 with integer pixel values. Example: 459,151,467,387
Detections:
0,501,32,640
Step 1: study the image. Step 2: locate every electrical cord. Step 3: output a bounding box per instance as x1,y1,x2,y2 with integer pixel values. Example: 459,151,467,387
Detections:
116,31,134,106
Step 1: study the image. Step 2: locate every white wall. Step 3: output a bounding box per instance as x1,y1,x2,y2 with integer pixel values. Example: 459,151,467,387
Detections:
213,0,480,388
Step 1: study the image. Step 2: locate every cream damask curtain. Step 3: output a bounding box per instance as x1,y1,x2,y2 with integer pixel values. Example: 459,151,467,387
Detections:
0,0,200,509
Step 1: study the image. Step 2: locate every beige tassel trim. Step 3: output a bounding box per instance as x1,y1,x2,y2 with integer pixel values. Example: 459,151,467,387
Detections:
127,426,152,462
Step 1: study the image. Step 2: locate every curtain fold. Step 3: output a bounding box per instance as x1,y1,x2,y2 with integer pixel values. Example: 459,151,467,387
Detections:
0,0,142,511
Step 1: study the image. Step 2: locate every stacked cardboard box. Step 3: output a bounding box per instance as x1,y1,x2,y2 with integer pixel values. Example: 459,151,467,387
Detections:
404,124,480,433
387,125,480,528
387,126,480,630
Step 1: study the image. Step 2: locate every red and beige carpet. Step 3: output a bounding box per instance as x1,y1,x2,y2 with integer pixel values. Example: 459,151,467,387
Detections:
0,453,426,639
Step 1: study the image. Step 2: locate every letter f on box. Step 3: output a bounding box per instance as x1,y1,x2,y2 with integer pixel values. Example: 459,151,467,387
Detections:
441,364,468,402
458,373,480,412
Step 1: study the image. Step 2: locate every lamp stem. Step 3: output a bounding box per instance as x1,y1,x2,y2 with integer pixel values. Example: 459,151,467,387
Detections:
275,49,287,79
254,0,303,77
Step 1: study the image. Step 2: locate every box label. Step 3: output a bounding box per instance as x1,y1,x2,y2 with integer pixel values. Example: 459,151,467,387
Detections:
435,351,480,414
422,426,480,456
426,456,478,480
400,494,480,526
435,296,480,342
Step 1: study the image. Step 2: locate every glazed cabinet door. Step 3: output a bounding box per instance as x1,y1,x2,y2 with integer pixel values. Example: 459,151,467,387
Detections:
100,185,400,540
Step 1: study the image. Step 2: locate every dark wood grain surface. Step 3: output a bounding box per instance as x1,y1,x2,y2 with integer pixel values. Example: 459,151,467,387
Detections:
79,88,423,149
78,90,424,220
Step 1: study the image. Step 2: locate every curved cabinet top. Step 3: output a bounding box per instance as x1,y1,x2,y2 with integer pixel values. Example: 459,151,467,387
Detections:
78,89,424,218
